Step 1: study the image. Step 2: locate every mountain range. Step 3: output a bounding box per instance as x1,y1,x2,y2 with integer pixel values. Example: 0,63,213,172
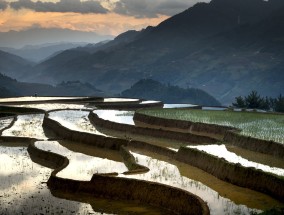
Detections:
0,28,113,48
0,72,104,98
0,42,93,63
1,0,284,105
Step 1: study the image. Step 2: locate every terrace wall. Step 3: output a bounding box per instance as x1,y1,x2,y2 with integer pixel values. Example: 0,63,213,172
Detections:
134,112,235,137
44,112,177,159
0,97,103,105
120,145,150,173
43,115,128,150
224,131,284,159
176,147,284,200
48,174,209,215
129,140,177,158
88,112,217,144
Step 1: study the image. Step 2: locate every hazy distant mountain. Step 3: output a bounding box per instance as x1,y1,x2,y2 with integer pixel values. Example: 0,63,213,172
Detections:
0,73,104,97
0,50,32,80
121,79,221,106
0,86,17,98
11,0,284,104
0,42,91,62
0,28,114,48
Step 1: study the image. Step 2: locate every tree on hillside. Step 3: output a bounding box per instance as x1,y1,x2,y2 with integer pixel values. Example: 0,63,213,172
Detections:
245,90,264,109
232,96,246,108
232,91,284,112
274,94,284,112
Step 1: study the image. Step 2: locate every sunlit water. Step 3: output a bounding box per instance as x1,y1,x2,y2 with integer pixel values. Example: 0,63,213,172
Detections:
122,151,262,215
0,144,166,215
48,110,105,136
0,144,95,215
35,141,128,180
163,104,198,108
2,114,47,139
188,144,284,176
103,98,139,102
94,110,135,125
140,100,160,104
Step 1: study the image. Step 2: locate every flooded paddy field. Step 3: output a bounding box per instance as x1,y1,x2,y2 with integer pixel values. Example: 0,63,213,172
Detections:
94,110,135,125
188,144,284,176
122,148,283,215
1,98,284,214
0,143,170,215
2,114,47,139
48,110,105,135
35,140,128,180
0,143,94,215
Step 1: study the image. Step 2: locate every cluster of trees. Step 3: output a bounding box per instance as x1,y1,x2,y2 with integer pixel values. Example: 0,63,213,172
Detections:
232,91,284,112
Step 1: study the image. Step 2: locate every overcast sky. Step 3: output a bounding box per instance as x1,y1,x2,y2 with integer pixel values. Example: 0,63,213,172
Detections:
0,0,210,35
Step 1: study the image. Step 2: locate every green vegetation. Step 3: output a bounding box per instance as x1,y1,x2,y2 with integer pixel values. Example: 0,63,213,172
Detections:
259,207,284,215
232,91,284,112
138,109,284,144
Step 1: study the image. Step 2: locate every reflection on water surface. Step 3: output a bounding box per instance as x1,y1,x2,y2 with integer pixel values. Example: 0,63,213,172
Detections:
35,141,128,180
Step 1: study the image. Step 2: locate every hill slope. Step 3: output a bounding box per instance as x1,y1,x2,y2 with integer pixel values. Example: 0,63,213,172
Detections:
17,0,284,104
121,79,221,106
0,73,103,97
0,50,32,80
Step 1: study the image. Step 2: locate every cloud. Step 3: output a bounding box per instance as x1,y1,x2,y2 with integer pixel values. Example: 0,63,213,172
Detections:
113,0,210,18
0,0,8,11
9,0,108,14
2,0,210,17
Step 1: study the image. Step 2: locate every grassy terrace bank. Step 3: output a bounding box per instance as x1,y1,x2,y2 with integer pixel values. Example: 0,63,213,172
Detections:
136,109,284,144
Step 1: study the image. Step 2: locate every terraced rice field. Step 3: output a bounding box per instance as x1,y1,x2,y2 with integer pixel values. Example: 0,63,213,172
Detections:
0,97,283,214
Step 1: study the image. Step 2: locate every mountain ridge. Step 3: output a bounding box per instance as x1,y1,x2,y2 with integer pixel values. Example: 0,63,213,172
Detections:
2,0,284,104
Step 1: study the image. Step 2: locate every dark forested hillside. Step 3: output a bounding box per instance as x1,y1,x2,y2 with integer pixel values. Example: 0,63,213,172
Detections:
121,79,221,106
0,73,103,97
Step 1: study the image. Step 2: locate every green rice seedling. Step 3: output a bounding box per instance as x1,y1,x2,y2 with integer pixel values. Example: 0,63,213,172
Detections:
138,109,284,144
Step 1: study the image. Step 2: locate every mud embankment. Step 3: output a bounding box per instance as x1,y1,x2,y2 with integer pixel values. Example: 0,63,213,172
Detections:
28,142,69,170
43,115,128,150
28,141,209,215
224,131,284,159
134,112,284,159
134,112,235,137
0,97,103,105
89,112,217,145
129,140,176,158
120,145,150,174
47,173,209,215
44,112,177,159
0,105,45,114
176,147,284,200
